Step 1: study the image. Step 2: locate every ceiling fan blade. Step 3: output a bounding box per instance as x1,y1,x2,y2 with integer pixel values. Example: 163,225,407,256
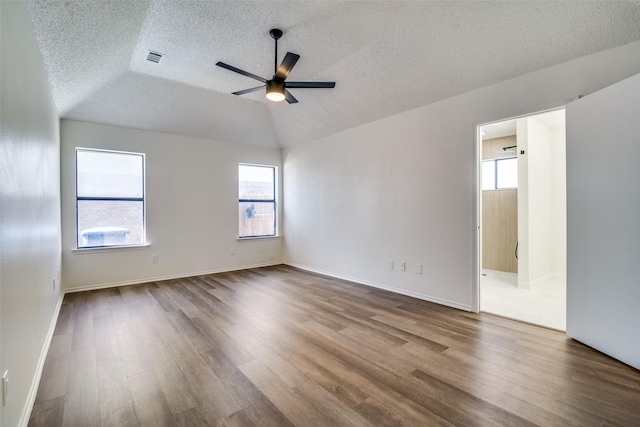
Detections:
216,62,266,83
274,52,300,80
232,86,265,96
285,81,336,88
285,89,298,104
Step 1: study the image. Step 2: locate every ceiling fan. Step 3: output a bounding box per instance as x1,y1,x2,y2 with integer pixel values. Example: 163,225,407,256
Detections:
216,29,335,104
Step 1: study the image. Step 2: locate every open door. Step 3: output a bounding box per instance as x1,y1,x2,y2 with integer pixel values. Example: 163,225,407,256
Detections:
566,73,640,370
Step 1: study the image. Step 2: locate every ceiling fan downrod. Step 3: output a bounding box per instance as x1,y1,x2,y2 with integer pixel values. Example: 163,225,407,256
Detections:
270,29,283,75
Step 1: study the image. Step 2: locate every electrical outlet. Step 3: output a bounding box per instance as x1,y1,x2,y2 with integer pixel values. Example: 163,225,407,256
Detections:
388,259,394,270
400,261,407,271
231,247,236,256
2,370,8,406
151,254,158,264
53,277,56,290
416,263,423,275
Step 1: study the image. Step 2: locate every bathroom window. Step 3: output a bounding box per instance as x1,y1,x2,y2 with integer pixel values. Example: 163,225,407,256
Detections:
482,157,518,190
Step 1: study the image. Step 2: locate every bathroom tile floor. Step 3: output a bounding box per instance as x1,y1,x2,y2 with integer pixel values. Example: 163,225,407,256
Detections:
481,270,566,331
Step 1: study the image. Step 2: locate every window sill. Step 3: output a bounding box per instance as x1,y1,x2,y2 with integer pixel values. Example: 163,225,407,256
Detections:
237,235,281,242
72,244,150,254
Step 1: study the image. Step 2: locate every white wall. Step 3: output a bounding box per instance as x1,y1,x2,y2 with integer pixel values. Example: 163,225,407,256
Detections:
517,113,566,287
527,118,552,283
61,120,283,291
566,72,640,370
550,126,567,277
283,40,640,311
518,117,553,287
0,2,62,426
516,118,530,286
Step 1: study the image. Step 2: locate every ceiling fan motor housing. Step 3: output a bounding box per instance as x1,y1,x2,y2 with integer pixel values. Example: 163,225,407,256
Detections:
266,79,285,93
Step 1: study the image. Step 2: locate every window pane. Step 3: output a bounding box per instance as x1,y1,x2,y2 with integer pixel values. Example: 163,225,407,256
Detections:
77,150,143,198
77,200,144,247
497,157,518,188
239,202,275,237
482,160,496,190
239,165,274,200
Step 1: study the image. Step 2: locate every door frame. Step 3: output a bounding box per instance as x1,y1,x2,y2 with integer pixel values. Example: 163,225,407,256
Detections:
474,107,565,314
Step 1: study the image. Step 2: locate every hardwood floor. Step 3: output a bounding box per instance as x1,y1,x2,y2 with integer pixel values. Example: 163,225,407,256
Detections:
29,265,640,426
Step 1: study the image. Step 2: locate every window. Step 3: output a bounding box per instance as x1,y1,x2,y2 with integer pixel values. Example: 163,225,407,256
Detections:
239,164,276,238
482,157,518,190
76,148,145,248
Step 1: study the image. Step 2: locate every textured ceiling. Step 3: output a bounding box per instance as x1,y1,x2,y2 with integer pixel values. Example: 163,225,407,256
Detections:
27,1,640,149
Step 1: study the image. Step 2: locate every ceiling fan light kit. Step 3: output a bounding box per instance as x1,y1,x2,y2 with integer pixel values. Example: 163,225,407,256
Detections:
216,28,335,104
265,79,285,102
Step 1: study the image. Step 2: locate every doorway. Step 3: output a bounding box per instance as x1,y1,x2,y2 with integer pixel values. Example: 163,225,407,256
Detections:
478,109,566,330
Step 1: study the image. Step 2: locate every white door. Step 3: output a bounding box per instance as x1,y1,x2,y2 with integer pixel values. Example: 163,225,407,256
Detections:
566,73,640,370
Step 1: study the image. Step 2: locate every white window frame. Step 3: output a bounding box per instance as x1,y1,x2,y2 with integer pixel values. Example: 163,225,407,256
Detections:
238,163,277,239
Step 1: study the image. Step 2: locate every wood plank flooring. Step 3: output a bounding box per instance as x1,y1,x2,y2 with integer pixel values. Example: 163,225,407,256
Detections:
29,265,640,426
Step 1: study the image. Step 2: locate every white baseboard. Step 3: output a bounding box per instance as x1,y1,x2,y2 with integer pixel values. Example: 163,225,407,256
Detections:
19,292,65,427
519,272,566,289
64,261,282,293
286,262,472,312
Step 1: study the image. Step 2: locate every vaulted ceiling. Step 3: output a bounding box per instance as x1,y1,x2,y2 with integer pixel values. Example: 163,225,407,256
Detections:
27,1,640,148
